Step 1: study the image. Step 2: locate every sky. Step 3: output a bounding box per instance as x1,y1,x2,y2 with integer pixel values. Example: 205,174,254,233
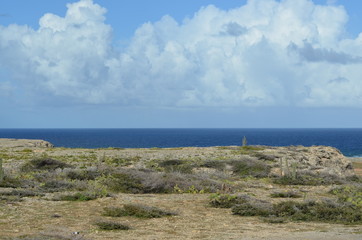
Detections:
0,0,362,128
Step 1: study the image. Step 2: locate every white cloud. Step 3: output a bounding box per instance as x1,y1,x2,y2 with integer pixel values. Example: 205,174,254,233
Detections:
0,0,361,107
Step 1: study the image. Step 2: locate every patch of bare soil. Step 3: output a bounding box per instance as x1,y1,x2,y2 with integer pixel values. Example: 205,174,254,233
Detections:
0,193,361,240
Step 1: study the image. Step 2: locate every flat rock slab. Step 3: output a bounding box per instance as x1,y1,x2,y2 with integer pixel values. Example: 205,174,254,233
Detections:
0,138,53,148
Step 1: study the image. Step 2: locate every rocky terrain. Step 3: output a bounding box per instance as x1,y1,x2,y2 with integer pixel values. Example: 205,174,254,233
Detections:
0,138,361,240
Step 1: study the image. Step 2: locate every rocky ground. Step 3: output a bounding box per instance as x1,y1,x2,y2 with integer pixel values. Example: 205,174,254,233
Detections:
0,139,361,240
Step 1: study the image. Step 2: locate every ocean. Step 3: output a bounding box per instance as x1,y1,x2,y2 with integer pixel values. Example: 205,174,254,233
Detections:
0,128,362,157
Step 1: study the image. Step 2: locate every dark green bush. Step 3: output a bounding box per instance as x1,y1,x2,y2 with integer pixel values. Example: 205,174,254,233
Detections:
103,204,176,218
209,194,250,208
270,191,302,198
94,220,130,231
21,158,72,172
101,172,144,193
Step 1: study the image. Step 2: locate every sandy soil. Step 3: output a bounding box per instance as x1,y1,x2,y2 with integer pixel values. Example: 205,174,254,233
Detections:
1,193,361,240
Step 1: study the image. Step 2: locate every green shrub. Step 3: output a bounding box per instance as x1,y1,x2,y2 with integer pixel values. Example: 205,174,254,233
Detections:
94,220,130,231
260,216,287,224
209,194,250,208
270,191,302,198
330,184,362,207
53,191,107,201
273,173,344,186
21,158,72,172
229,159,270,178
39,180,75,192
103,204,176,218
0,175,23,188
273,200,362,224
100,172,144,193
66,168,102,181
231,201,273,217
158,160,194,174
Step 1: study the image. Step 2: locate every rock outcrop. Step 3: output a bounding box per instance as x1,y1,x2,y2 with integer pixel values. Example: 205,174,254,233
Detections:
0,138,54,148
261,145,354,178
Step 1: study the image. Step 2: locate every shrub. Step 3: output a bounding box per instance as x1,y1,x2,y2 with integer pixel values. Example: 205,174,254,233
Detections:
66,168,102,181
273,173,345,186
231,201,273,217
270,191,302,198
201,160,226,171
0,189,44,198
99,169,220,194
99,172,144,193
0,174,23,188
260,216,287,224
273,200,362,224
53,191,107,201
229,159,270,178
253,153,278,162
209,194,251,208
21,158,72,172
39,180,75,192
103,204,176,218
158,160,194,174
329,184,362,207
94,220,130,231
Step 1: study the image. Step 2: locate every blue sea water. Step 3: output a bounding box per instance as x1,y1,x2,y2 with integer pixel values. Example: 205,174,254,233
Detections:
0,128,362,157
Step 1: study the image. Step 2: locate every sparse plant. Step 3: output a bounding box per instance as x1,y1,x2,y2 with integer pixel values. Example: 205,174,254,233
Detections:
209,194,250,208
94,220,130,231
270,191,302,198
53,191,108,201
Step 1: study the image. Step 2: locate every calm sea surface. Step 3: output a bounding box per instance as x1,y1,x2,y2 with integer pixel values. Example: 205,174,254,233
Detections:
0,128,362,157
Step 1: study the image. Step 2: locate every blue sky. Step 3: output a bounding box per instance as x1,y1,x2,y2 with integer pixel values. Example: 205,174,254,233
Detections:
0,0,362,128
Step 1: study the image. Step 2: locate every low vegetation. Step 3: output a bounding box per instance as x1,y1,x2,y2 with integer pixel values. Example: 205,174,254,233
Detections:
103,204,176,218
94,220,130,231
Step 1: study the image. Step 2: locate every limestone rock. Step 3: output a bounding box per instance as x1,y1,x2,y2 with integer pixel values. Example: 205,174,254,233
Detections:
0,138,54,148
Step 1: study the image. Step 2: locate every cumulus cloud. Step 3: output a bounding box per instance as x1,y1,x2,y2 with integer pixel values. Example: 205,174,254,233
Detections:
0,0,362,107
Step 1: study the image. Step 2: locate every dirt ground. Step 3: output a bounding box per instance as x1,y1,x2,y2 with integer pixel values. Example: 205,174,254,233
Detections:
0,192,361,240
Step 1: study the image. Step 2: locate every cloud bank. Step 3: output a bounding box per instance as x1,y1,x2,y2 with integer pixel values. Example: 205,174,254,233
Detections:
1,0,362,107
